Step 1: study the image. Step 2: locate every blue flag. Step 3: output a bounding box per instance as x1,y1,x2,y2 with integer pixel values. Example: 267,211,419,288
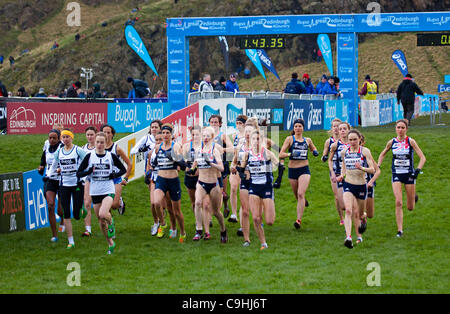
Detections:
391,50,408,77
257,49,280,80
125,25,159,76
245,49,266,80
317,34,333,76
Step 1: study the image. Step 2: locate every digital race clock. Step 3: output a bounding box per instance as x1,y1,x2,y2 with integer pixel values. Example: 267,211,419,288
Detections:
239,36,287,49
417,33,450,46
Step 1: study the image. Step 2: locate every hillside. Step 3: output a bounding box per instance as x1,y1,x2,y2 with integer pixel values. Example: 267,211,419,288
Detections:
0,0,449,97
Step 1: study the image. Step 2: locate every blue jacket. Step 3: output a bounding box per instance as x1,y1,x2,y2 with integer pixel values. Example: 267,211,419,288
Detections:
285,79,306,94
315,81,327,94
225,80,239,93
320,82,338,95
303,80,315,94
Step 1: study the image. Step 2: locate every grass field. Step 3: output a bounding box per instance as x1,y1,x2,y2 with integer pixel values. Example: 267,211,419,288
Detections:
0,115,449,294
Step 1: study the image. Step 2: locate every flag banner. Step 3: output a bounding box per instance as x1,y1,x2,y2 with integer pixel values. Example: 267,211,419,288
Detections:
257,49,280,80
391,49,408,77
218,36,230,71
245,49,266,80
317,34,333,76
125,25,159,76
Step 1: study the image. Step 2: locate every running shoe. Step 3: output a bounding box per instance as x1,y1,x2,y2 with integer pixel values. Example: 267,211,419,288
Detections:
107,241,116,255
243,241,251,247
118,197,126,215
236,228,244,237
356,237,363,244
157,224,167,238
81,231,92,237
228,214,238,223
58,225,65,233
209,220,213,228
260,243,268,250
294,219,302,229
179,233,186,243
340,220,344,226
169,229,178,239
396,231,403,238
344,238,353,249
151,223,159,236
273,181,281,189
358,219,367,234
415,194,419,203
107,217,115,238
80,206,88,219
50,237,58,242
193,232,203,241
66,243,75,250
305,199,309,207
203,232,211,240
220,230,228,243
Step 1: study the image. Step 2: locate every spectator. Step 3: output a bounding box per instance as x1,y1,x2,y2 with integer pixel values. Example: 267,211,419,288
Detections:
9,56,15,69
284,73,305,95
51,41,59,50
214,76,227,91
78,88,86,98
302,73,315,94
244,67,250,79
67,81,81,98
17,86,29,97
317,49,322,62
312,48,317,62
0,55,3,65
190,80,200,93
226,74,239,93
359,75,377,100
199,74,213,92
315,74,328,94
92,83,102,98
155,90,167,98
58,89,67,98
35,88,47,97
127,77,150,98
0,80,7,97
396,73,424,125
75,33,80,41
320,76,338,95
333,76,340,92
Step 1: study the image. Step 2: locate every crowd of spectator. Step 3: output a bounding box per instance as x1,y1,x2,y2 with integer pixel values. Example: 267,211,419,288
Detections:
284,72,341,96
191,73,240,93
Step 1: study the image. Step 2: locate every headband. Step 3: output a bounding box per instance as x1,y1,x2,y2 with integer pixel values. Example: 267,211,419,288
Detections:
293,118,305,127
236,117,247,124
61,130,74,139
161,125,173,133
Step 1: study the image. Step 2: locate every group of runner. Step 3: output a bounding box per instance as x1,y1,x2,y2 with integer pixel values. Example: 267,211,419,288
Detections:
39,115,425,253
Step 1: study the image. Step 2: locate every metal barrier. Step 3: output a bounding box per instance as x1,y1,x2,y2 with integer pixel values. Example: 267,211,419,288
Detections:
266,92,283,99
311,94,324,100
187,92,201,105
187,91,346,102
220,91,234,98
252,92,267,98
283,93,300,99
235,92,252,98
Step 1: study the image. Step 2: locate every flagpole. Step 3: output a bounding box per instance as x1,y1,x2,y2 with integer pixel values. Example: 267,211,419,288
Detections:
265,78,270,92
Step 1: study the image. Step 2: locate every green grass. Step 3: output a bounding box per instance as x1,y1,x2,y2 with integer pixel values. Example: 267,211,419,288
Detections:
0,115,449,293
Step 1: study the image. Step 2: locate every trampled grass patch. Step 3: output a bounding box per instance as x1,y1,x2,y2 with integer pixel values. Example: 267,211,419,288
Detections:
0,115,449,293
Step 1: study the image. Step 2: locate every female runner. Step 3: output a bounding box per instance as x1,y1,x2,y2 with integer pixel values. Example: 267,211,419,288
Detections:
38,129,63,242
191,126,228,242
100,124,132,215
279,118,319,230
77,132,127,254
377,119,426,237
47,129,86,249
239,129,278,250
321,118,344,224
336,129,375,248
328,121,351,225
152,123,186,242
360,134,381,222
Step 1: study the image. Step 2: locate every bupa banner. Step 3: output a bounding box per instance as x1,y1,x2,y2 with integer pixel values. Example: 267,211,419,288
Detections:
257,49,280,80
107,102,165,133
245,49,266,80
22,169,61,231
0,172,25,233
125,25,159,76
199,98,246,135
283,100,324,131
323,99,349,130
391,50,408,77
379,98,394,125
317,34,333,76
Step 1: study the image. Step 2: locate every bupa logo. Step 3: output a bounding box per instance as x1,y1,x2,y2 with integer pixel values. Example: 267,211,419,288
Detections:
227,103,243,126
286,102,304,130
307,103,322,130
203,105,220,126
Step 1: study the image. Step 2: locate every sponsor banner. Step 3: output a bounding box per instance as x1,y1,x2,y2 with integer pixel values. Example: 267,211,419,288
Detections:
317,34,333,76
107,102,165,133
0,172,25,233
360,100,380,127
379,98,394,125
199,98,246,135
125,25,159,76
7,102,107,134
283,100,324,131
246,99,284,127
323,99,349,130
438,84,450,93
0,101,6,131
162,102,199,144
391,50,408,77
22,169,61,231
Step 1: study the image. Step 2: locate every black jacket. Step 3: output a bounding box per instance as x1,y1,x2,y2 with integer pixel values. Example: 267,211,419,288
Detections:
397,78,423,105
